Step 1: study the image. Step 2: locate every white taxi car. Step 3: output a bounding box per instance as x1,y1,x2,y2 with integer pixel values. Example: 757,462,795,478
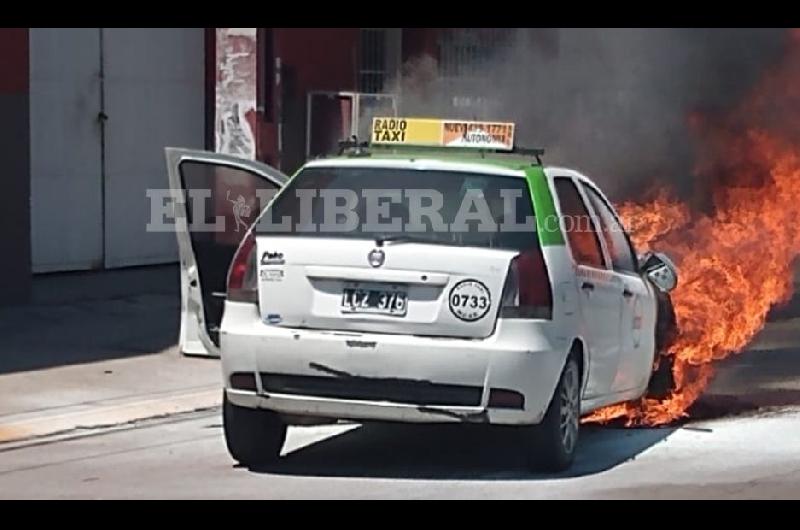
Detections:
165,118,677,472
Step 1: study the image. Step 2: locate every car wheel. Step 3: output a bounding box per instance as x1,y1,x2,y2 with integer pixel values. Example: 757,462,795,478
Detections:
524,355,581,472
223,391,287,467
647,292,677,399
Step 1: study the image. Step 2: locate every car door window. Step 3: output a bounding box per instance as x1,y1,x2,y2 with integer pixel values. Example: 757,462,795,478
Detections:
553,177,606,269
178,161,281,346
582,184,638,273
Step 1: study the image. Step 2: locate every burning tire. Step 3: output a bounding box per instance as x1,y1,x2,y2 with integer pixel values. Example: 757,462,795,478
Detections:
523,355,581,472
647,292,677,399
223,392,287,467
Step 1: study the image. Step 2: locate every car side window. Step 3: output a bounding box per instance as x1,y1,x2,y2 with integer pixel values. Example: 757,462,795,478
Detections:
582,183,639,273
553,177,606,269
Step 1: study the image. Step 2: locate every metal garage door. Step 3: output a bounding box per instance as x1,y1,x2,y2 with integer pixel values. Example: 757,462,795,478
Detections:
30,28,104,272
102,28,205,268
29,28,205,272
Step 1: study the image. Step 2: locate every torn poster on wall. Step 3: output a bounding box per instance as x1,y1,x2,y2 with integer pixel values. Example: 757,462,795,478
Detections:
215,28,258,159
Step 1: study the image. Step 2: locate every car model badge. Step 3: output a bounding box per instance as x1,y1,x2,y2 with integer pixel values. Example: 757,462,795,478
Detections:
261,251,284,265
367,248,385,268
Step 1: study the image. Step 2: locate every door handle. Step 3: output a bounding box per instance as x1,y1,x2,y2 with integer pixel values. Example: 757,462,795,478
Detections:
581,282,595,291
623,288,634,298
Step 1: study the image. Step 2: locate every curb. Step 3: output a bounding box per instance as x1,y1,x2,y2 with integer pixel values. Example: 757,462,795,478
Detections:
0,388,222,446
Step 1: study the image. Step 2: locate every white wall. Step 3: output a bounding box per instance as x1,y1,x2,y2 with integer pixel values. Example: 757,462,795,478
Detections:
29,28,205,272
30,28,104,272
102,28,205,268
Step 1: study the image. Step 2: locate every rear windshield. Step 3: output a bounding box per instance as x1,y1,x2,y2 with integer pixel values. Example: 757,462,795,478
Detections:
255,167,539,251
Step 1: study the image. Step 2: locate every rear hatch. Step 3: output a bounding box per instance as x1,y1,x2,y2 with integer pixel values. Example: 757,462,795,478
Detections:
254,161,541,339
256,237,518,338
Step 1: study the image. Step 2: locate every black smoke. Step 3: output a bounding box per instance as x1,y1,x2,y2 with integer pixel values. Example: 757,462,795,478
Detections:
392,28,789,202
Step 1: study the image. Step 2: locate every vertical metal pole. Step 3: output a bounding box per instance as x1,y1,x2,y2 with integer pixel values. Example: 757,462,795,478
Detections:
275,56,282,169
305,91,312,159
351,93,359,138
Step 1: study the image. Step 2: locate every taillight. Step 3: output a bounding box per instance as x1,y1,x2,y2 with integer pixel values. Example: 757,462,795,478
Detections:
500,248,553,319
227,231,258,303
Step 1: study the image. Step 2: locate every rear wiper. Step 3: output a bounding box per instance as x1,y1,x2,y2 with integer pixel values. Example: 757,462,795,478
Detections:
374,234,454,247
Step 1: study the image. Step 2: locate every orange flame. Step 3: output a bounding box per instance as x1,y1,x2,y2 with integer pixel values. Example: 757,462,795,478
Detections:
584,31,800,426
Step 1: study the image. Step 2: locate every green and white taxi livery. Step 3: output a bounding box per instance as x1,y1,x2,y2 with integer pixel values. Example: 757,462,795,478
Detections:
166,117,678,472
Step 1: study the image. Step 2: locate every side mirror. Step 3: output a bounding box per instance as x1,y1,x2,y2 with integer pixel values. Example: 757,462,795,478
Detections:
639,251,678,293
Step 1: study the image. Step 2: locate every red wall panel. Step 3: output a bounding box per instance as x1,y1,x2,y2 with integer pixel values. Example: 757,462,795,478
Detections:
0,28,29,94
0,27,31,303
276,28,359,91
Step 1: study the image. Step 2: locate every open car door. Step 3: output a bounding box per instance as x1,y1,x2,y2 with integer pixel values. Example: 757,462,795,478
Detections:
165,148,288,357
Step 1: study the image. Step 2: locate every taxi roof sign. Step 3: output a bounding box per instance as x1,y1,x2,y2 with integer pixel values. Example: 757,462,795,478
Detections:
371,117,515,151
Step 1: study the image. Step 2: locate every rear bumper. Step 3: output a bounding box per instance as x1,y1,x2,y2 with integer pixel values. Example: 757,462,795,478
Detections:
220,302,570,425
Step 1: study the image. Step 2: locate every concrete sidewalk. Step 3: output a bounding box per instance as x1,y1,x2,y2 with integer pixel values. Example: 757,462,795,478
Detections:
0,265,222,445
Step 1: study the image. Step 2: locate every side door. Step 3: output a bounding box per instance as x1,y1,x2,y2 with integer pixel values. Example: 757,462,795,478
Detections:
165,148,288,357
552,176,623,399
581,182,657,393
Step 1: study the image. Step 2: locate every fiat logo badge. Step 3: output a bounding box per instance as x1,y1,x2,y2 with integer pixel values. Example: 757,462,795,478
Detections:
368,248,385,268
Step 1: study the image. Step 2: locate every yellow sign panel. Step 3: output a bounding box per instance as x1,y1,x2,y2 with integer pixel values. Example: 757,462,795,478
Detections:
371,117,515,151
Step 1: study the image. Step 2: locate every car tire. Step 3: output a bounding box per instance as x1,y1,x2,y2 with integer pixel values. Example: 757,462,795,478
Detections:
523,355,581,472
223,392,287,467
647,292,677,399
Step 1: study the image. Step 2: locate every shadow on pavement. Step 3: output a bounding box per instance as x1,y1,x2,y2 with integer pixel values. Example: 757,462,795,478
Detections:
0,264,180,374
254,422,676,480
691,388,800,420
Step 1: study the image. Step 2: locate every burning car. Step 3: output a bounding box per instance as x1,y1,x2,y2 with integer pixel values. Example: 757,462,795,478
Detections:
165,117,678,472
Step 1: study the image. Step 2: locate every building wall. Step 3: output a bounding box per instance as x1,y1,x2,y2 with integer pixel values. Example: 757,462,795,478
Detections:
101,28,206,268
0,27,434,304
276,28,360,91
402,28,440,62
29,29,104,272
0,28,31,304
253,28,443,174
28,28,205,273
214,28,258,160
258,28,360,173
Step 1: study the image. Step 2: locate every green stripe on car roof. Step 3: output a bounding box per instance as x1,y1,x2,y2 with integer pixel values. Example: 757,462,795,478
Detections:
525,166,564,246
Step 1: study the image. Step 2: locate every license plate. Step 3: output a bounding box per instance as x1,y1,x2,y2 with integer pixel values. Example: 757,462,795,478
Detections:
341,285,408,316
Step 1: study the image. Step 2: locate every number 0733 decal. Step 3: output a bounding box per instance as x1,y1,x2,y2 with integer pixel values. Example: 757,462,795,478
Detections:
448,280,492,322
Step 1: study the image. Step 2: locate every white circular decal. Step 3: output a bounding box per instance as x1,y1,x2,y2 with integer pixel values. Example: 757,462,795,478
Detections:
449,280,491,322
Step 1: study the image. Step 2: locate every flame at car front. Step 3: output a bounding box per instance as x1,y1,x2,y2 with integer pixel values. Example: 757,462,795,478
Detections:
585,30,800,426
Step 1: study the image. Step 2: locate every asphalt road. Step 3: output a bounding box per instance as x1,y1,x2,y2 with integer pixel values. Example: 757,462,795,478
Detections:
1,395,799,498
2,306,800,499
